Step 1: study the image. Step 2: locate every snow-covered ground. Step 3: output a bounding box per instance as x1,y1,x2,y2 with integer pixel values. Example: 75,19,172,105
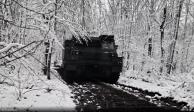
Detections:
118,69,194,110
0,68,76,111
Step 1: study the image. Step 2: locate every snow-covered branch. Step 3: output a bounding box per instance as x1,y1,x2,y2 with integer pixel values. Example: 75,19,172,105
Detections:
0,42,24,53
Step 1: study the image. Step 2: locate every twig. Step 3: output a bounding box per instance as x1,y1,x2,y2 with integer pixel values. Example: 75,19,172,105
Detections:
23,88,48,94
0,73,15,86
0,41,42,66
0,41,38,60
12,0,64,15
0,18,40,30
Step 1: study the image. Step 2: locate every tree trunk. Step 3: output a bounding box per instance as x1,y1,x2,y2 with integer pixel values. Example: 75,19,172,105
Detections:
46,40,54,80
81,0,85,29
185,22,194,71
148,37,152,57
44,41,49,75
148,0,155,58
167,0,184,74
47,46,52,80
180,0,190,73
54,0,58,31
160,6,167,74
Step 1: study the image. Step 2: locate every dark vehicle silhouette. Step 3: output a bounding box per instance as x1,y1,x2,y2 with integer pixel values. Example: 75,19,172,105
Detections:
60,35,122,83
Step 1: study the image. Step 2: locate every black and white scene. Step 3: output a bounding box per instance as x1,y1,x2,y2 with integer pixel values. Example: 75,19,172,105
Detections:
0,0,194,111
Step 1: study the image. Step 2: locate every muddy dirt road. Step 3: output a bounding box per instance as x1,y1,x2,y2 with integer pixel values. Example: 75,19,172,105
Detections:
68,82,180,111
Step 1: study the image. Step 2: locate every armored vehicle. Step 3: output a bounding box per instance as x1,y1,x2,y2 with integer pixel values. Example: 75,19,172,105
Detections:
61,35,122,83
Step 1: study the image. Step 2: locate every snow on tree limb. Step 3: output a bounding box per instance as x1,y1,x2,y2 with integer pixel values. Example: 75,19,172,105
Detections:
0,42,7,46
0,43,24,53
54,16,83,29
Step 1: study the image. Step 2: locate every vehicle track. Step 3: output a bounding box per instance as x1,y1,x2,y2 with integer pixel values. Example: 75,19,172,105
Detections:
68,82,180,111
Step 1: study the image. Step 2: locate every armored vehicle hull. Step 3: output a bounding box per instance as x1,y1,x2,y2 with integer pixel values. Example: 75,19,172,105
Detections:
61,35,122,83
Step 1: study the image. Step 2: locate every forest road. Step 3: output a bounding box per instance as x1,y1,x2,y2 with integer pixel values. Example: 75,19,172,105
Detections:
68,82,180,112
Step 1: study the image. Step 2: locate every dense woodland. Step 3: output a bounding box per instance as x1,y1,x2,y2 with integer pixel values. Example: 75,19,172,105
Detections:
0,0,194,92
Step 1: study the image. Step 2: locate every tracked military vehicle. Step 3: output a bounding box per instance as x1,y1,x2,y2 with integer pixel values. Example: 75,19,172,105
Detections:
61,35,123,83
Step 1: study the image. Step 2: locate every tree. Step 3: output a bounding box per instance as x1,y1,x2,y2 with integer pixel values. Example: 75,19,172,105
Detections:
167,0,184,74
160,6,167,73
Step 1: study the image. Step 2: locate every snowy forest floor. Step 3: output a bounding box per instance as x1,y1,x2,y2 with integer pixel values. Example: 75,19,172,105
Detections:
118,69,194,111
0,68,75,112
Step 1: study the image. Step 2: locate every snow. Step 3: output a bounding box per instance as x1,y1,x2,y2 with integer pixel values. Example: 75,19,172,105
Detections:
0,70,76,111
0,42,24,53
118,69,194,110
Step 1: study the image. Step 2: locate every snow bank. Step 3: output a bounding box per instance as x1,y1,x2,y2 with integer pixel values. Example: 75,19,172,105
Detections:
118,69,194,110
0,70,75,111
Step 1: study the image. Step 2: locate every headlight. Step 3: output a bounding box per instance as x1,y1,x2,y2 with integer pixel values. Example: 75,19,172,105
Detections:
72,50,79,55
